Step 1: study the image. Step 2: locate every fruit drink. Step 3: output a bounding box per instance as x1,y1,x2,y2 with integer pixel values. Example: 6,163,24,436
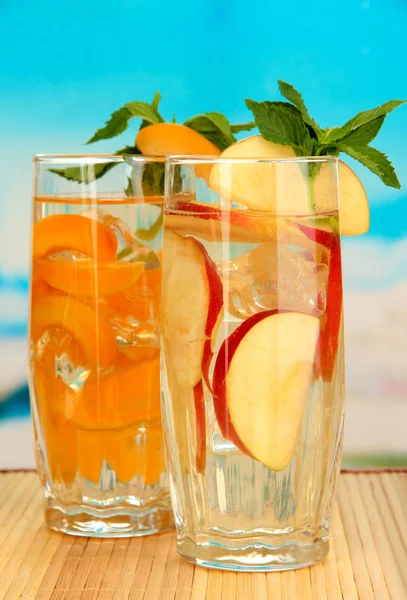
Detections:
30,155,172,536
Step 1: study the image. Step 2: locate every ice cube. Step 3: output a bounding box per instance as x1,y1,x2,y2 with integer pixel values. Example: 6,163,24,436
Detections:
220,241,328,320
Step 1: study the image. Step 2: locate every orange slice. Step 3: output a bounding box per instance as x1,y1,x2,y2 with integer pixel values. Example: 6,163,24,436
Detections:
107,425,164,485
76,424,164,485
127,425,165,486
47,417,77,483
33,364,78,483
33,214,118,260
69,354,161,430
31,295,117,367
136,123,220,179
108,266,161,322
31,278,53,307
117,345,159,363
34,258,144,297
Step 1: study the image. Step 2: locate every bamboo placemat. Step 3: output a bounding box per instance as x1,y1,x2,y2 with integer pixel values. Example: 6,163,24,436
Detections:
0,471,406,599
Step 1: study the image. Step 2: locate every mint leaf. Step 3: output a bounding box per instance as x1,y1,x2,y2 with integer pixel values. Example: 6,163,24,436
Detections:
141,161,165,194
115,145,141,155
339,115,385,146
185,113,255,149
248,81,404,190
324,100,406,142
86,106,132,145
125,100,164,125
184,112,236,150
151,90,161,111
338,143,401,188
49,161,118,184
278,80,321,134
230,122,256,134
85,92,165,145
139,92,163,130
135,207,163,241
245,99,314,155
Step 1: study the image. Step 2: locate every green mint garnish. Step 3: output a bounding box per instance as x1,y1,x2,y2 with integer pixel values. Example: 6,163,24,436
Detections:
49,145,141,184
246,80,406,189
185,112,244,151
86,93,164,145
245,99,315,156
322,99,405,143
336,144,400,189
51,90,255,186
85,91,254,151
49,160,118,184
277,80,322,135
135,207,163,242
230,122,256,134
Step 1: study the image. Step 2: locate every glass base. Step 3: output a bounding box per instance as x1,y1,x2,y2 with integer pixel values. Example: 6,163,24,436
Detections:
46,497,174,538
177,535,329,572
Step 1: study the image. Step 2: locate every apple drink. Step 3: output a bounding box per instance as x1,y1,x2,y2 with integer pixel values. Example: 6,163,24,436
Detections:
162,155,344,570
29,155,173,537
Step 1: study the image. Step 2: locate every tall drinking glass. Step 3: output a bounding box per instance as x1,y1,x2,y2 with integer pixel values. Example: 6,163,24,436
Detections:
30,155,173,536
161,155,344,570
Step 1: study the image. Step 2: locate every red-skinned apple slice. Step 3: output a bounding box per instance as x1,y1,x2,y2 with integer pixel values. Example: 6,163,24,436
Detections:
213,310,319,470
194,380,206,473
162,230,223,388
162,230,223,472
192,238,224,392
165,199,316,250
295,224,343,383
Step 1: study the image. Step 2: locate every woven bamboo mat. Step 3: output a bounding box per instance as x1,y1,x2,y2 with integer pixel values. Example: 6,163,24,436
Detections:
0,471,406,599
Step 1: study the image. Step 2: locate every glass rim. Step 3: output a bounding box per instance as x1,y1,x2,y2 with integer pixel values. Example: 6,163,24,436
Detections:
33,154,164,164
166,154,339,165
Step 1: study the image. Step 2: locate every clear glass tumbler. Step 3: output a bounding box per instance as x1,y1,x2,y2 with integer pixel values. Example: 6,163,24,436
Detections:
29,154,173,536
161,155,344,570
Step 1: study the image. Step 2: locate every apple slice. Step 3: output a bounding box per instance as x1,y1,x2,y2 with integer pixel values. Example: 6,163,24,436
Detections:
165,199,318,252
194,380,206,473
162,230,223,387
213,311,319,470
209,135,310,214
162,230,223,472
314,160,369,236
209,135,370,236
295,224,343,382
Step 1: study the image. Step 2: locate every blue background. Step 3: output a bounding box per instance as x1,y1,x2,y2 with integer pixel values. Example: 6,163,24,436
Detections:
0,0,406,460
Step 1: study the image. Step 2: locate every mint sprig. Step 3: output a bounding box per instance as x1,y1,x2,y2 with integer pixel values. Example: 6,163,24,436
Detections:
278,80,322,136
49,161,117,184
246,80,406,189
231,122,256,134
52,91,255,185
323,100,405,143
49,145,141,184
184,112,255,151
184,112,236,150
245,99,315,156
85,92,254,151
336,144,400,189
86,97,164,145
